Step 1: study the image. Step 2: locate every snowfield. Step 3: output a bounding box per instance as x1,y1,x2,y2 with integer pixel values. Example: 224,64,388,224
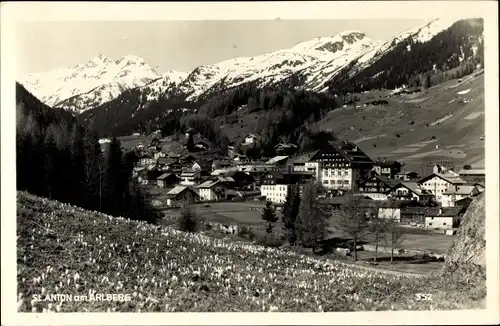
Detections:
18,18,463,113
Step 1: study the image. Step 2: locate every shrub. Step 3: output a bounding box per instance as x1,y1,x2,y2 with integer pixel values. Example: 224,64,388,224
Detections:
238,226,257,240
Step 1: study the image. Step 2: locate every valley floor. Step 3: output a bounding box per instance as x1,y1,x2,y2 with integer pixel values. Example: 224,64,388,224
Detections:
16,192,485,312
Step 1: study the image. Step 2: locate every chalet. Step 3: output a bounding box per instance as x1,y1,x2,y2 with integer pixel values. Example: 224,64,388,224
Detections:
244,134,260,145
418,173,467,204
224,171,255,189
180,170,202,186
376,200,423,222
137,169,163,185
395,171,419,181
166,186,200,206
372,158,403,179
458,167,485,184
156,157,174,171
156,173,181,189
425,206,466,230
197,176,236,201
260,171,314,203
288,150,319,172
400,207,435,226
433,164,458,175
191,162,202,171
153,151,166,160
266,156,289,167
441,184,480,207
308,140,374,191
386,182,434,202
139,155,155,166
319,195,375,213
358,175,398,200
211,169,230,176
275,143,298,156
238,163,280,183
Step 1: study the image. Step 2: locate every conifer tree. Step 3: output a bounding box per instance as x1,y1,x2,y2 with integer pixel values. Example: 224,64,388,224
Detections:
261,200,278,234
282,185,301,245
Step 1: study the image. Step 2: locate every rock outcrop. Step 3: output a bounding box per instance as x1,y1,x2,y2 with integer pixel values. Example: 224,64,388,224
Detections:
444,192,486,272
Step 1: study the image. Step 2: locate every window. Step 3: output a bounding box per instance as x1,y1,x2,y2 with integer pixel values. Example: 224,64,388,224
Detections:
443,222,446,226
429,223,433,226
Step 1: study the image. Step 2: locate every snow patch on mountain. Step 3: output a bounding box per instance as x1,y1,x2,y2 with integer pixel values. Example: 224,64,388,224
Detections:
20,54,164,112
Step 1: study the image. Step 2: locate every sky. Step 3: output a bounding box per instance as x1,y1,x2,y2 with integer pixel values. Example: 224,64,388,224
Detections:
16,19,429,76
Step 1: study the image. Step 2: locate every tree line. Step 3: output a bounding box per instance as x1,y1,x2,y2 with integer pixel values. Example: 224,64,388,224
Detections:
16,83,160,223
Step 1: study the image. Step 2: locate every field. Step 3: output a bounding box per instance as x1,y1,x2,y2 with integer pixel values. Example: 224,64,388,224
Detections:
317,73,485,171
17,192,485,312
146,192,452,275
219,73,484,174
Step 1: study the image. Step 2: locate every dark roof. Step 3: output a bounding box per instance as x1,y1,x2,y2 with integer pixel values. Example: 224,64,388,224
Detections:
359,175,398,188
374,160,402,168
262,171,314,185
401,206,465,217
311,140,373,165
396,171,418,175
418,173,467,185
157,173,178,180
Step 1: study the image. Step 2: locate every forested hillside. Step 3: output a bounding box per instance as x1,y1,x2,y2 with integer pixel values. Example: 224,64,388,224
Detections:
328,19,483,93
16,83,159,222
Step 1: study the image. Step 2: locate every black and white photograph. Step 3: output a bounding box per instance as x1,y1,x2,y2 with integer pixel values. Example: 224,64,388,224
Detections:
1,1,499,325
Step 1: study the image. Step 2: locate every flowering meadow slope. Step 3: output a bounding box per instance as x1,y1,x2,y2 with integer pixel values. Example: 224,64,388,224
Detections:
17,192,485,312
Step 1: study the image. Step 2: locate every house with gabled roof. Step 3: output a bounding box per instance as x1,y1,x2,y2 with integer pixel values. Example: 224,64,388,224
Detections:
425,206,466,230
274,143,298,156
358,175,398,200
417,173,467,204
166,186,199,206
441,184,481,207
386,182,434,202
458,167,485,184
244,133,260,145
372,158,403,179
308,140,374,191
156,173,181,189
288,150,319,172
197,176,236,201
266,155,289,167
395,170,419,181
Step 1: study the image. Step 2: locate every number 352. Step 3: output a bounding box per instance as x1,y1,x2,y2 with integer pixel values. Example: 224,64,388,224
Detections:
415,293,432,301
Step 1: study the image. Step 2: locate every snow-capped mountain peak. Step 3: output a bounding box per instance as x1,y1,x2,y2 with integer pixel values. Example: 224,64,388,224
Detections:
20,54,163,112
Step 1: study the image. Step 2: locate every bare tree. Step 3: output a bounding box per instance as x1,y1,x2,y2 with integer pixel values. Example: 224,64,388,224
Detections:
295,180,327,253
335,194,370,262
368,202,388,262
383,204,406,263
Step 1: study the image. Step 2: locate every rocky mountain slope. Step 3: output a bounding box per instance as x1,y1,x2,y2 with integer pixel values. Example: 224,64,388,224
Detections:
21,55,187,113
18,18,483,141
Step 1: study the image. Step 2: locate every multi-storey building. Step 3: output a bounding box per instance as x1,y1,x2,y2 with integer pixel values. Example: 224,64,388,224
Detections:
358,175,397,200
308,141,374,191
417,173,467,204
260,171,313,204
